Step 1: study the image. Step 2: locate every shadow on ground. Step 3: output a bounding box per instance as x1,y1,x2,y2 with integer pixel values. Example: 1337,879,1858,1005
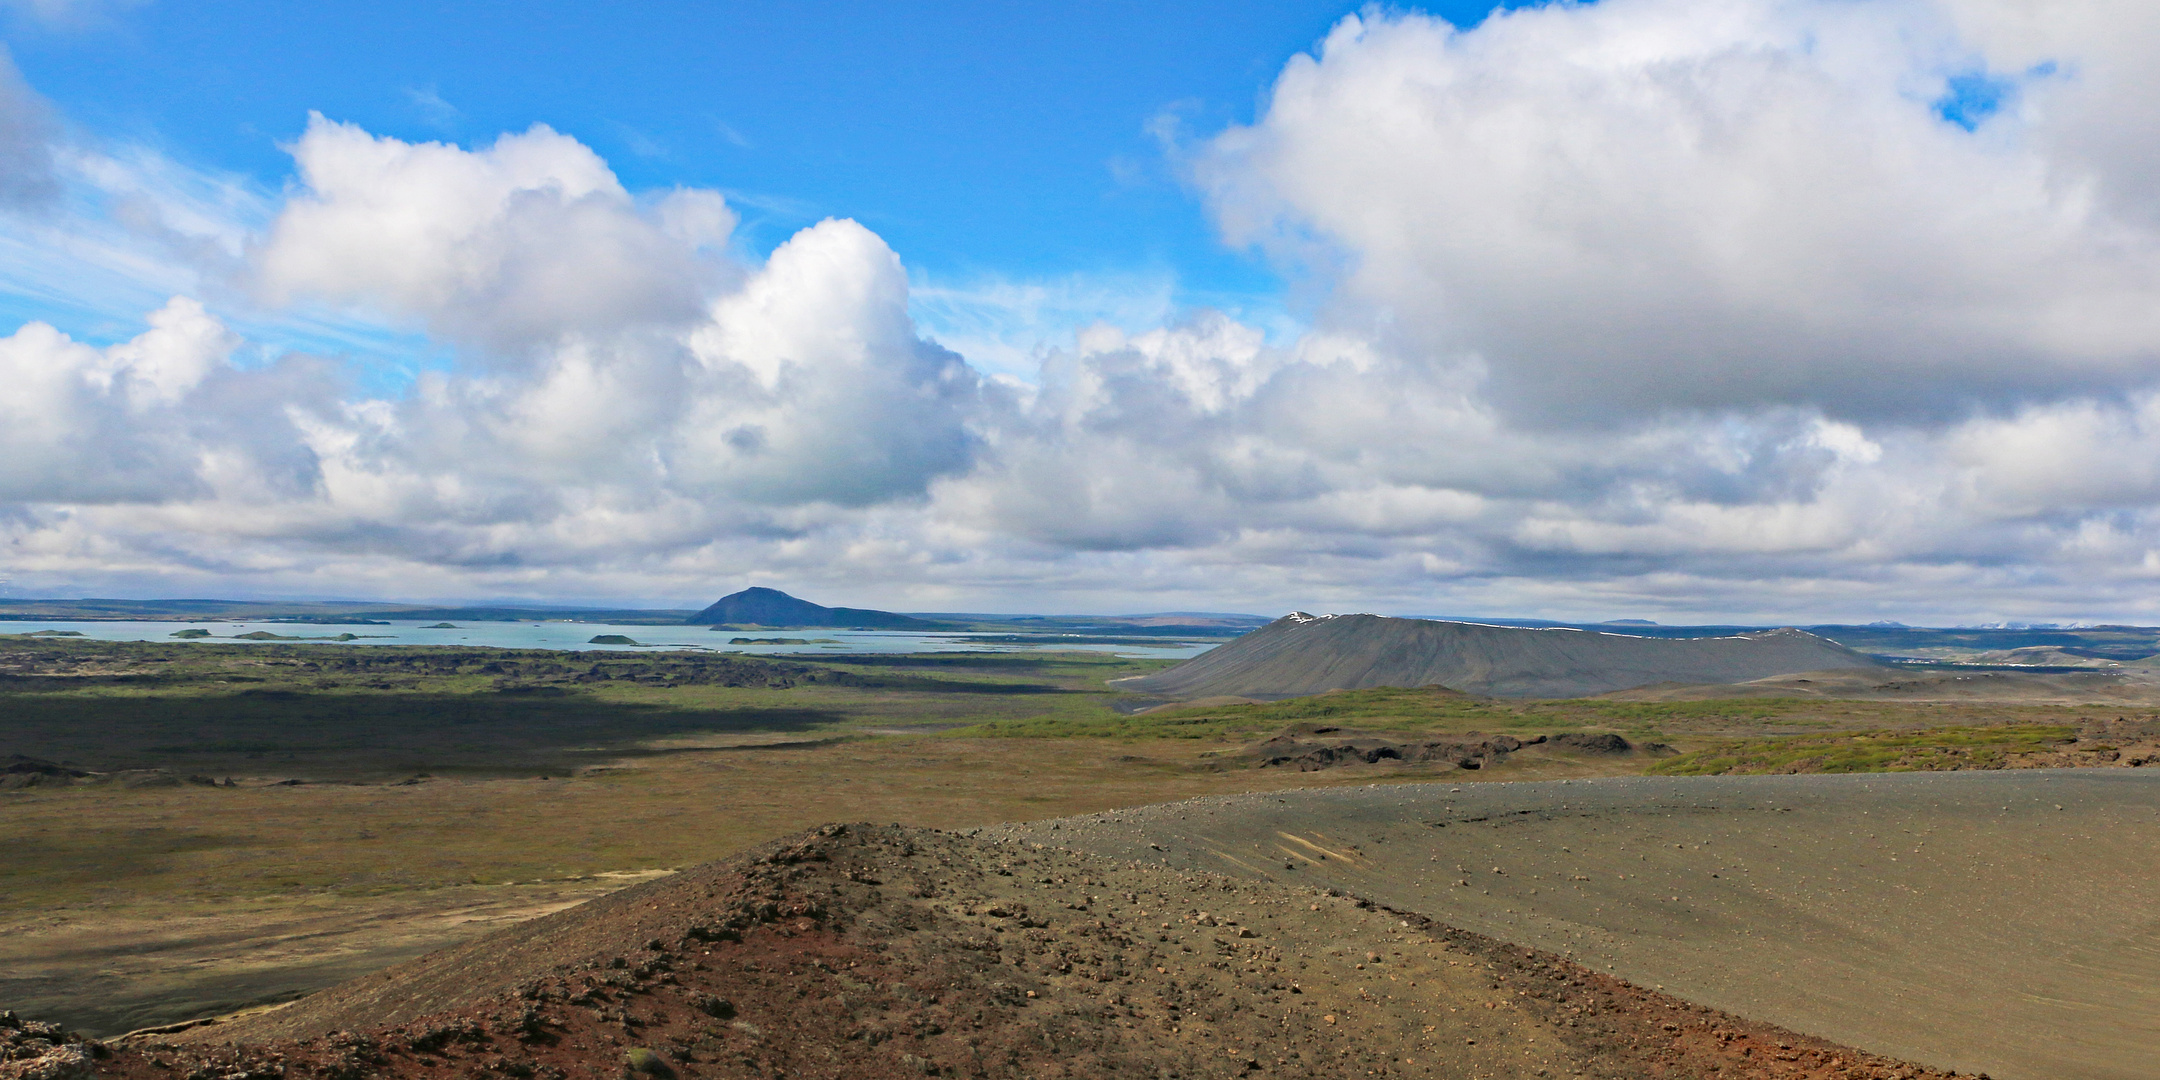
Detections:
1,693,849,780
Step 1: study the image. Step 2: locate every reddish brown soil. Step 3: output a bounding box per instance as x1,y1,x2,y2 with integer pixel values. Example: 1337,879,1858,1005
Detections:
11,826,1982,1080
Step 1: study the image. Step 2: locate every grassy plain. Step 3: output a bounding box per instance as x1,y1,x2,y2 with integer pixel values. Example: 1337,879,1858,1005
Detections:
0,638,1157,780
3,638,2139,913
0,634,2148,1033
1648,722,2086,774
960,682,2131,742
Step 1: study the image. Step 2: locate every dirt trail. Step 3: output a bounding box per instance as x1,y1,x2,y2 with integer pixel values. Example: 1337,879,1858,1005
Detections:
1007,770,2160,1080
10,826,1971,1080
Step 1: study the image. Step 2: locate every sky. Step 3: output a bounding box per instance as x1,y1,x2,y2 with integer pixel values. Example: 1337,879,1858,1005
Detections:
4,0,2160,623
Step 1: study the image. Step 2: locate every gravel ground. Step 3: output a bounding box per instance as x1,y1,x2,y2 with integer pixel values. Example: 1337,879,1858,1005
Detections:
1004,769,2160,1080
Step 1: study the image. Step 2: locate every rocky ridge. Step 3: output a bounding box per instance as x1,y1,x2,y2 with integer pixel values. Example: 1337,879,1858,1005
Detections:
1239,728,1667,773
0,824,1987,1080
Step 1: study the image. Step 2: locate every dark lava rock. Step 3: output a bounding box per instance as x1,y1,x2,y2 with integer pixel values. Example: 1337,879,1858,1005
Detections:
1547,732,1634,754
1249,731,1538,771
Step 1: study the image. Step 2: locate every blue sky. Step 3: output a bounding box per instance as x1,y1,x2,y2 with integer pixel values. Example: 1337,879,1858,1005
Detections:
6,0,1517,362
5,0,2160,622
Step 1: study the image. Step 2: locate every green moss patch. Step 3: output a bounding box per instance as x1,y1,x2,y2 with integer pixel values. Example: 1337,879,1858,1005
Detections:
1648,723,2078,775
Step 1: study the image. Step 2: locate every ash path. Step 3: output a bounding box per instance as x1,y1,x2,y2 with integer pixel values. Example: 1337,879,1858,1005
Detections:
1001,770,2160,1080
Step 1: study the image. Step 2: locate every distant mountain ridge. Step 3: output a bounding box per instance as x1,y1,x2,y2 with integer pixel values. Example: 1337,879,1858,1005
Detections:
1114,612,1882,700
687,587,948,630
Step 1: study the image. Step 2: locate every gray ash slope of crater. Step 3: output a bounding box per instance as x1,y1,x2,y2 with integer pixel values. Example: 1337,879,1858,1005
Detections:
1114,612,1881,699
1008,769,2160,1080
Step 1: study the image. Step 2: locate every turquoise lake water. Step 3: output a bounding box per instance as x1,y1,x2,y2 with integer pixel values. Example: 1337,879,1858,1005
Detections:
2,619,1218,660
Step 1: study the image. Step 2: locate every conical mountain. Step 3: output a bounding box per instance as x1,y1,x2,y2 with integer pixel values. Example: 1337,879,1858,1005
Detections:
687,587,945,629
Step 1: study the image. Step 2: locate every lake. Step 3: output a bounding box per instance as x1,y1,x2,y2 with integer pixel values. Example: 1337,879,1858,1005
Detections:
2,619,1219,660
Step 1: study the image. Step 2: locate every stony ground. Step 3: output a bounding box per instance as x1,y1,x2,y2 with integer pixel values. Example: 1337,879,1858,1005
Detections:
7,825,1977,1080
1010,770,2160,1080
2006,715,2160,767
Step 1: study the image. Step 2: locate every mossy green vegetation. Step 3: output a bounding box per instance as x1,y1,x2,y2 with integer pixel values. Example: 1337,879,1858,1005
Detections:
949,685,2089,744
1647,723,2080,775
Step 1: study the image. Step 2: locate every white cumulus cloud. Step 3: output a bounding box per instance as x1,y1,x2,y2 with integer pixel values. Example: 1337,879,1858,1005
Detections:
1198,0,2160,423
254,116,732,355
11,3,2160,624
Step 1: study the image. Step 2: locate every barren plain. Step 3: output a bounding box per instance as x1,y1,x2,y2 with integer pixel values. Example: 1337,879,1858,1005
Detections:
6,633,2160,1079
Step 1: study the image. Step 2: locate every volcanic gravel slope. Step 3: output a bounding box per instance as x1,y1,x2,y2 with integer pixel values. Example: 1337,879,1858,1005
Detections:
1011,770,2160,1080
35,825,1980,1080
1113,614,1879,699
